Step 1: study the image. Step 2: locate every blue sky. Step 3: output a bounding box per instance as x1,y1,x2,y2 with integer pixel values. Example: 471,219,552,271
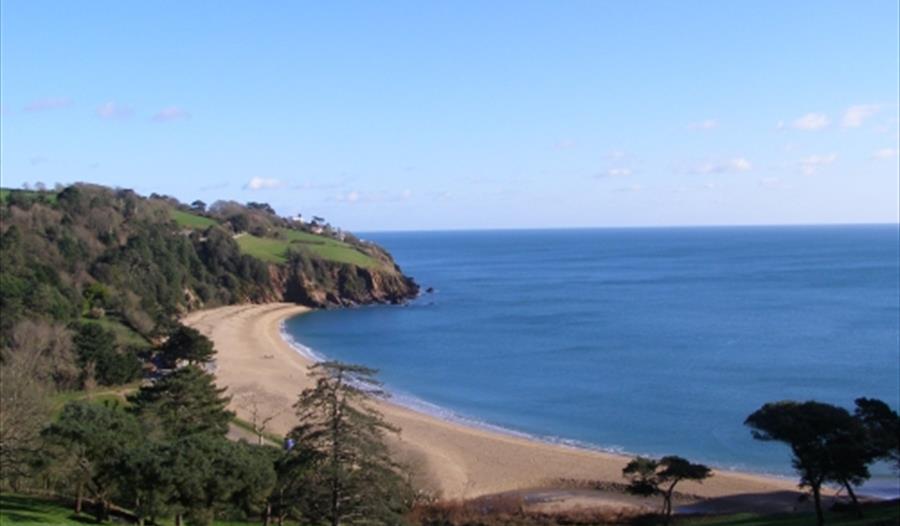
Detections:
1,1,898,231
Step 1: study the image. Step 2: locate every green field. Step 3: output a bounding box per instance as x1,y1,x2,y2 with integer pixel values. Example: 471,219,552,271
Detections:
0,494,88,525
49,385,137,418
2,493,897,526
170,209,219,229
681,502,900,526
236,229,382,268
0,494,254,525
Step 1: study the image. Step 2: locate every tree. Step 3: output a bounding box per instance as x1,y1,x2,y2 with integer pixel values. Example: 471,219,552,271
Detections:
115,441,174,526
190,200,207,213
745,401,863,526
622,455,712,524
225,442,278,523
0,355,50,487
286,361,414,526
228,214,250,233
159,324,216,367
42,401,141,521
854,398,900,470
129,365,233,439
73,322,142,386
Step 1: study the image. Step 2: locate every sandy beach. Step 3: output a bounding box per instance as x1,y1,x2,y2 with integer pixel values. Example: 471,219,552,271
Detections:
184,303,805,509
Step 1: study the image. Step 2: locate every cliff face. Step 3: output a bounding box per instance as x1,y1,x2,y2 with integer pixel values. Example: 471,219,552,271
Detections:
268,258,419,308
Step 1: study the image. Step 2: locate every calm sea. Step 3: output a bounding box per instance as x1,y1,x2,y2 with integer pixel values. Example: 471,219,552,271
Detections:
283,226,900,496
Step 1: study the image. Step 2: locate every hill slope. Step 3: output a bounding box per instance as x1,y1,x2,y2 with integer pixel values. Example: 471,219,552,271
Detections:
0,184,418,348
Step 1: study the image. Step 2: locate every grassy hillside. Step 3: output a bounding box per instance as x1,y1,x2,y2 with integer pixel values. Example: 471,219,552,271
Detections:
3,493,897,526
167,202,385,269
0,494,254,526
236,229,382,268
171,208,218,228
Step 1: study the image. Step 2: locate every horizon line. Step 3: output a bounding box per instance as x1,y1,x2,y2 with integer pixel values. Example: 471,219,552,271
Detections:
357,221,900,235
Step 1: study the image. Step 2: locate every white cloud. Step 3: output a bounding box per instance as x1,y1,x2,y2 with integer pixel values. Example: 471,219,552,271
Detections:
688,157,752,174
244,177,283,190
96,101,133,120
730,158,752,171
791,113,829,130
335,189,415,204
799,153,837,175
687,119,718,130
872,148,898,160
24,97,72,112
597,168,633,178
152,106,190,122
842,105,880,128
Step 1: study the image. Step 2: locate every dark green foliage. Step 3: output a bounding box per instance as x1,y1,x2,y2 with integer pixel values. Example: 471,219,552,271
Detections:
622,455,712,523
42,401,142,522
160,325,216,367
745,401,874,526
115,440,173,524
854,397,900,470
128,365,234,439
0,183,277,345
286,361,415,526
72,323,142,386
0,225,79,343
228,214,250,233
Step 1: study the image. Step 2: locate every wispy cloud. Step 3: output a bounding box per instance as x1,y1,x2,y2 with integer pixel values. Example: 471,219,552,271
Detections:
842,104,880,128
24,97,72,112
292,179,349,191
872,147,897,160
244,177,283,190
613,184,643,193
799,153,837,175
29,155,49,166
604,150,627,160
96,101,133,120
783,112,829,131
686,157,752,175
596,168,633,178
687,119,718,131
152,106,190,122
334,189,414,204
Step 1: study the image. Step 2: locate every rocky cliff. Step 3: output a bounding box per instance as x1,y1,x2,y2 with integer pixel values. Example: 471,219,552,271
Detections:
268,251,419,308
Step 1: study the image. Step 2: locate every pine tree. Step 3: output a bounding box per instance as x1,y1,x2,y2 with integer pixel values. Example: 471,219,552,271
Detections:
159,325,216,367
286,361,414,526
128,365,233,438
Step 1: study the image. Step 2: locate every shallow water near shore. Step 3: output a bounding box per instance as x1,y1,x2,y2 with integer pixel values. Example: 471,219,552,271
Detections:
283,225,900,497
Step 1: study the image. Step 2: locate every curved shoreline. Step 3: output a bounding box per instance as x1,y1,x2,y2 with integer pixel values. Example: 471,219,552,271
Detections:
279,316,798,481
184,303,804,505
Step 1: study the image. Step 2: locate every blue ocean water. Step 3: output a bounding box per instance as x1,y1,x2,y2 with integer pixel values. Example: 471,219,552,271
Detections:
283,226,900,494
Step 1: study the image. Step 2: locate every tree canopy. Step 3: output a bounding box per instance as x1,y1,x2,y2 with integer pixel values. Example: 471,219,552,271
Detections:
622,455,711,523
286,361,415,526
128,365,233,439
